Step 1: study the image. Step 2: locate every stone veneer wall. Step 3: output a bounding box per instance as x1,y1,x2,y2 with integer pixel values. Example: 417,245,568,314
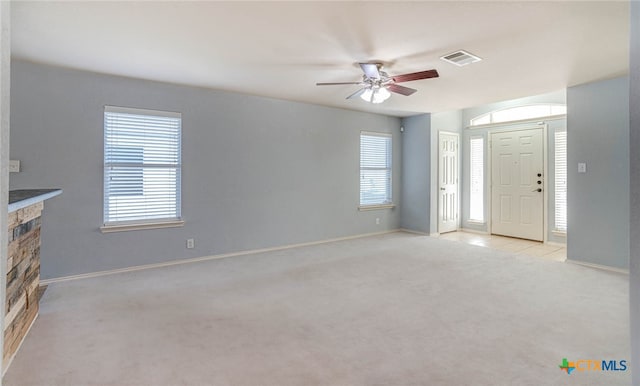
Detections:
4,201,42,371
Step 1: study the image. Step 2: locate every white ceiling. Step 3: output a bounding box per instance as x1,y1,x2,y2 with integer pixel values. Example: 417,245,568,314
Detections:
11,1,629,117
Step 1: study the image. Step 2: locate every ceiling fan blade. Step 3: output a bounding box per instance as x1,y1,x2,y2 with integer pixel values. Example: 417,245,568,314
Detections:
346,88,367,99
316,82,362,86
387,84,417,96
359,63,381,79
392,69,439,83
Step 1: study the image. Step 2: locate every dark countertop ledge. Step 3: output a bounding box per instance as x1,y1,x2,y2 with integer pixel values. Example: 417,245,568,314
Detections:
9,189,62,213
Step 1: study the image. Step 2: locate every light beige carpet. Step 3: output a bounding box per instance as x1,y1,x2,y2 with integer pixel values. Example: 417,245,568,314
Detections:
3,232,630,385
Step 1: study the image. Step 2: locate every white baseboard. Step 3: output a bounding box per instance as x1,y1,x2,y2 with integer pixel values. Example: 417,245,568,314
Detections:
399,228,429,236
460,228,490,235
565,259,629,275
41,229,402,285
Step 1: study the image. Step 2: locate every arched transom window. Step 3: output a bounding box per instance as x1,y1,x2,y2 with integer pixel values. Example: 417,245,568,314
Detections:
470,104,566,126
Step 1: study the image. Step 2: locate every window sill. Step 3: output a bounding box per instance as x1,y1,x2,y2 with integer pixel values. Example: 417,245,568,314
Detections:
552,230,567,237
358,204,395,211
101,220,185,233
467,219,486,225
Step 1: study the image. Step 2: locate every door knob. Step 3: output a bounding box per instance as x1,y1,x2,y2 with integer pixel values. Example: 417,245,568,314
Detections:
532,188,542,192
537,181,542,184
537,173,542,177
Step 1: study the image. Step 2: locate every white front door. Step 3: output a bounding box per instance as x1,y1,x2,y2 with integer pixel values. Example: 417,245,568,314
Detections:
438,132,459,233
490,128,544,241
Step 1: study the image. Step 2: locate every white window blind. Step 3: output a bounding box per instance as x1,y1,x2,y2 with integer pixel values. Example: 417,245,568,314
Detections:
554,131,567,232
104,106,182,226
469,136,484,222
360,132,392,207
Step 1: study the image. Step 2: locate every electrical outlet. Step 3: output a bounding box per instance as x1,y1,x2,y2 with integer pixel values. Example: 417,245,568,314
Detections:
9,160,20,173
186,238,195,249
376,218,381,225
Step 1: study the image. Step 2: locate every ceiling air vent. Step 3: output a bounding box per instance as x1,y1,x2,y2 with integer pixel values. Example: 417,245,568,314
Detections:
440,50,482,67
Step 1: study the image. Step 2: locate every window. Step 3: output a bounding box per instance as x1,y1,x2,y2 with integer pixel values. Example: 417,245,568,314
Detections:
470,104,566,126
103,106,182,231
109,146,144,196
360,132,392,208
554,131,567,232
469,136,484,222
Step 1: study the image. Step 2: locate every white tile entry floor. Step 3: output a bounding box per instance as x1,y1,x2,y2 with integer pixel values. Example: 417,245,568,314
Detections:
437,231,567,261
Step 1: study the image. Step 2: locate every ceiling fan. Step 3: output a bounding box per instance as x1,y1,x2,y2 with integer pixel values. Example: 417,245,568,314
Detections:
316,63,439,104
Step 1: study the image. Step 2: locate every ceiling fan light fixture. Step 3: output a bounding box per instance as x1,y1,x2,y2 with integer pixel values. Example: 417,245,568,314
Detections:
360,87,391,104
375,87,391,103
360,88,373,102
317,62,438,102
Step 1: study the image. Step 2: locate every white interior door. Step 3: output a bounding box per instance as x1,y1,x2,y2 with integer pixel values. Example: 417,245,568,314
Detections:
438,132,459,233
490,128,544,241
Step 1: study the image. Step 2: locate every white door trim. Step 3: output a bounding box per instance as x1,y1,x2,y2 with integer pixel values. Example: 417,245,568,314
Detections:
438,131,460,233
488,124,548,242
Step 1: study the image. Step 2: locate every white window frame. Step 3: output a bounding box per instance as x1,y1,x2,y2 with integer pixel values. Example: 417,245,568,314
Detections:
554,130,567,233
101,106,184,233
359,131,394,210
469,135,484,223
470,104,567,127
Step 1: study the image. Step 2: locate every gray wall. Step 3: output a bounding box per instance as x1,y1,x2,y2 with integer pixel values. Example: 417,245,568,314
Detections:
400,114,430,233
10,60,402,279
567,76,629,269
399,111,462,235
629,1,639,382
